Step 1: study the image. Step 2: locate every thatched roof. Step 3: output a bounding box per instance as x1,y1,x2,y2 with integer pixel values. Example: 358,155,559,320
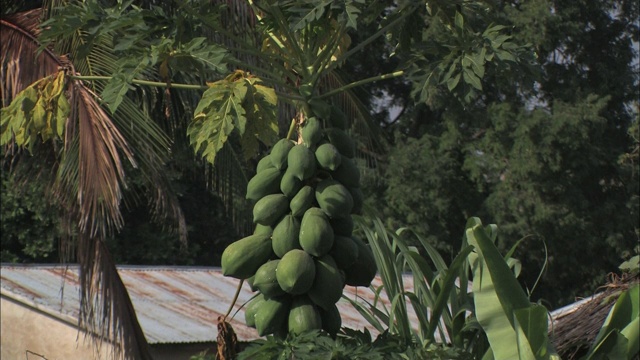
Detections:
549,271,639,360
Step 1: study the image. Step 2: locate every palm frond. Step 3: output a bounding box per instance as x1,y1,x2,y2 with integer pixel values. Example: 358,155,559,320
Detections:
67,81,134,238
1,8,60,106
77,236,153,360
2,7,155,360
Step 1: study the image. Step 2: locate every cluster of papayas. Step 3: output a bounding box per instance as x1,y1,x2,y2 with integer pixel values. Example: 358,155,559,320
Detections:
221,105,377,338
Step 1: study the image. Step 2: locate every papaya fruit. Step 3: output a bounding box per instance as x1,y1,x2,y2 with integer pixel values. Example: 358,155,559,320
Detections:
325,128,355,158
344,236,377,287
301,117,322,148
256,155,275,173
309,99,332,121
299,207,335,257
276,249,316,295
287,144,317,181
288,296,322,335
331,156,360,188
320,303,342,337
290,185,315,218
349,187,363,215
270,138,294,170
315,179,354,218
244,293,265,328
280,170,303,198
315,143,342,171
329,105,348,130
308,255,344,311
329,216,354,237
221,233,273,279
254,295,291,336
246,167,283,202
246,275,257,291
253,194,289,226
329,235,359,270
272,214,301,258
253,224,273,236
253,260,286,298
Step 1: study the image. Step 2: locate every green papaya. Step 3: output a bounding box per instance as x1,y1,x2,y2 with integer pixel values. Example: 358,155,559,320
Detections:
276,249,316,295
253,260,286,298
253,194,289,226
290,185,315,218
244,293,265,328
309,99,332,121
329,216,354,237
272,215,301,258
315,143,342,171
280,170,303,198
320,303,342,337
331,156,360,188
288,296,322,335
256,155,275,173
315,179,354,218
344,237,377,287
287,144,317,181
253,224,273,236
221,233,273,279
325,128,355,158
349,187,363,215
308,255,344,310
299,207,335,257
329,235,359,270
246,167,283,202
246,275,257,291
301,117,322,148
255,295,291,336
270,138,294,170
329,105,348,130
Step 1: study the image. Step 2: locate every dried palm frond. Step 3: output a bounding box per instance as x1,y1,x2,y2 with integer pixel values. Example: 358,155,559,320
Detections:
0,8,58,106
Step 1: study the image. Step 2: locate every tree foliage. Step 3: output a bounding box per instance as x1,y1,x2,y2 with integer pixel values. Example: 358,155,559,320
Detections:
371,0,639,307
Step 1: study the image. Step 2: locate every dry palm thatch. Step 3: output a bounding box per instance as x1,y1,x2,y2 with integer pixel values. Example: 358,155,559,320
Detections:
1,8,153,360
549,271,640,360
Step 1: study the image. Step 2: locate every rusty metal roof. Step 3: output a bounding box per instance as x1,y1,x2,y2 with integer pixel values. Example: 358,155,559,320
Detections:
1,264,418,344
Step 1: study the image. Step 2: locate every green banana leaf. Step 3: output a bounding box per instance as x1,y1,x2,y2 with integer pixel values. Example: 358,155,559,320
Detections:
584,284,640,360
466,217,559,360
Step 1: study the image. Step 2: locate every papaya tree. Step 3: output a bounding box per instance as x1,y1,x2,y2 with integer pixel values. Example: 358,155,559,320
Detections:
1,0,530,358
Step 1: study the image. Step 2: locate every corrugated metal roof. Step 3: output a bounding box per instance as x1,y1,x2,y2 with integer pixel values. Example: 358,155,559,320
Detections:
1,264,418,344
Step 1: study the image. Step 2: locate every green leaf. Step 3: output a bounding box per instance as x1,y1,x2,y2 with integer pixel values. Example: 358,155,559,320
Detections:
446,73,461,91
240,80,279,160
513,305,553,359
463,67,483,91
586,284,640,359
56,94,70,138
454,11,464,32
189,72,278,165
466,218,558,360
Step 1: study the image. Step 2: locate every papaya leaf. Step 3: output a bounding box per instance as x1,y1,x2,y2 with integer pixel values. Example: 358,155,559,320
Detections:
342,0,365,30
189,72,278,165
240,80,279,161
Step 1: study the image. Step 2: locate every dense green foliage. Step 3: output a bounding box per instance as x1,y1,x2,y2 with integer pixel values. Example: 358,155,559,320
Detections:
359,0,639,307
1,168,61,262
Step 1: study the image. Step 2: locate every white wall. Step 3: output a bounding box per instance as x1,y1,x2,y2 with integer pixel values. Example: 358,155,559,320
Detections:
1,296,108,360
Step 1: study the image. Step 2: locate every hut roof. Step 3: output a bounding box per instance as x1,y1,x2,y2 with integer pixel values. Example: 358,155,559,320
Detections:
549,271,639,360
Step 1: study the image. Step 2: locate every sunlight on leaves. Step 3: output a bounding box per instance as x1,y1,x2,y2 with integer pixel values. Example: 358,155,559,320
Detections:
188,71,278,165
1,71,69,152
